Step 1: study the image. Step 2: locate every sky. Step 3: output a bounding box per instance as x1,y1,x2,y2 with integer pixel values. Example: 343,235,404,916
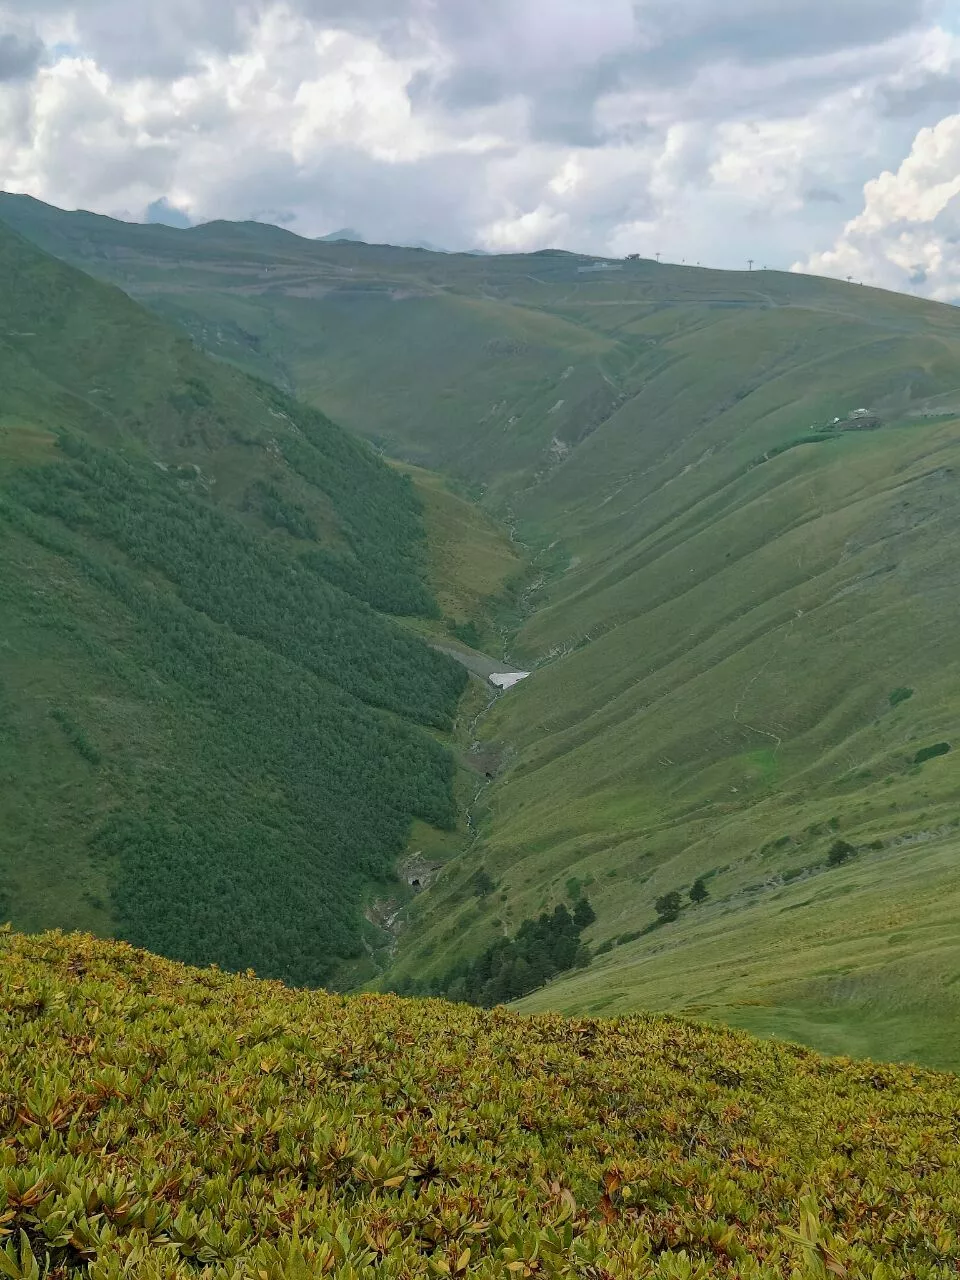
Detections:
1,1,960,298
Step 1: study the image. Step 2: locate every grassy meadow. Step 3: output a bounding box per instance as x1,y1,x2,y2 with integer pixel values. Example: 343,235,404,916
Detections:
395,412,960,1067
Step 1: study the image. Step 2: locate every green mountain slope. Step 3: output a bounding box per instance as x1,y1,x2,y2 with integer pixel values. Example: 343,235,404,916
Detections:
0,222,468,986
4,195,960,1066
399,352,960,1062
0,195,626,494
4,928,960,1279
4,191,957,495
390,318,960,1064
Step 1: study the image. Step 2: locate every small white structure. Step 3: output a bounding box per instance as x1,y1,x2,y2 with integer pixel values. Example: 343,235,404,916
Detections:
490,672,530,690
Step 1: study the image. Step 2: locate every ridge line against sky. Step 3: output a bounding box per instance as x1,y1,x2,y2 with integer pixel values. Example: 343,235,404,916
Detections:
1,1,960,299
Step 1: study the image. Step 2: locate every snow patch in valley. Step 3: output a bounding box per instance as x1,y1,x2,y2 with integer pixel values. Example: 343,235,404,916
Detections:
490,671,530,690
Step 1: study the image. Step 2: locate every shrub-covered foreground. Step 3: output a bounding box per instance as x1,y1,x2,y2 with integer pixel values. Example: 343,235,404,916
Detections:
2,931,960,1280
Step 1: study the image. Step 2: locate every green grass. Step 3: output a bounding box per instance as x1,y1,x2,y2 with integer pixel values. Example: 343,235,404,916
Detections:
394,462,523,647
461,411,960,1068
515,832,960,1071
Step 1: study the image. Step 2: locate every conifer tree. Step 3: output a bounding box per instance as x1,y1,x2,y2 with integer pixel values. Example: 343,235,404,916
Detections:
573,897,596,929
655,891,682,923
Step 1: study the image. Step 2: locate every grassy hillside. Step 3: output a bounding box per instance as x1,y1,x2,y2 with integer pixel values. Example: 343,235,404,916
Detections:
0,195,631,496
3,929,960,1279
4,191,958,496
390,462,524,649
5,195,960,1066
0,221,469,986
401,412,960,1068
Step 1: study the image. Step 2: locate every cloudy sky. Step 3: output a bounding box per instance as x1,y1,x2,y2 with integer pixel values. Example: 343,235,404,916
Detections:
2,0,960,297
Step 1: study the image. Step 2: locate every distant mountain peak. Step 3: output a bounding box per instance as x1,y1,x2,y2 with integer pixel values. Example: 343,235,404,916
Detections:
318,227,366,243
145,197,192,229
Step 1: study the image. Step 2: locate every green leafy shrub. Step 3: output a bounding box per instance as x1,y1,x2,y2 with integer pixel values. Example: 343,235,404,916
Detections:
451,619,483,648
470,870,496,898
889,686,914,708
616,930,643,945
914,742,951,765
244,479,317,539
2,929,959,1279
49,708,101,767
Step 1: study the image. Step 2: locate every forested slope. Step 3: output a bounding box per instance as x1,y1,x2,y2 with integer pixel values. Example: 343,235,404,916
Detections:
0,222,466,985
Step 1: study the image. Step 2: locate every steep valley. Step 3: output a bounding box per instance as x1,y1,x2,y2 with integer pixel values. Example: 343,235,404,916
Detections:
3,195,960,1067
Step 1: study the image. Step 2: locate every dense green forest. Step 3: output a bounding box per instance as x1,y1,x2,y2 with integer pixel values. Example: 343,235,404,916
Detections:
0,218,436,620
236,374,438,616
396,899,596,1006
8,438,461,725
0,222,467,984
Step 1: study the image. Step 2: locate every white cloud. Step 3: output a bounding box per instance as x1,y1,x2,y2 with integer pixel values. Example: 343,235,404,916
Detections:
797,110,960,298
482,204,570,252
0,0,958,279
